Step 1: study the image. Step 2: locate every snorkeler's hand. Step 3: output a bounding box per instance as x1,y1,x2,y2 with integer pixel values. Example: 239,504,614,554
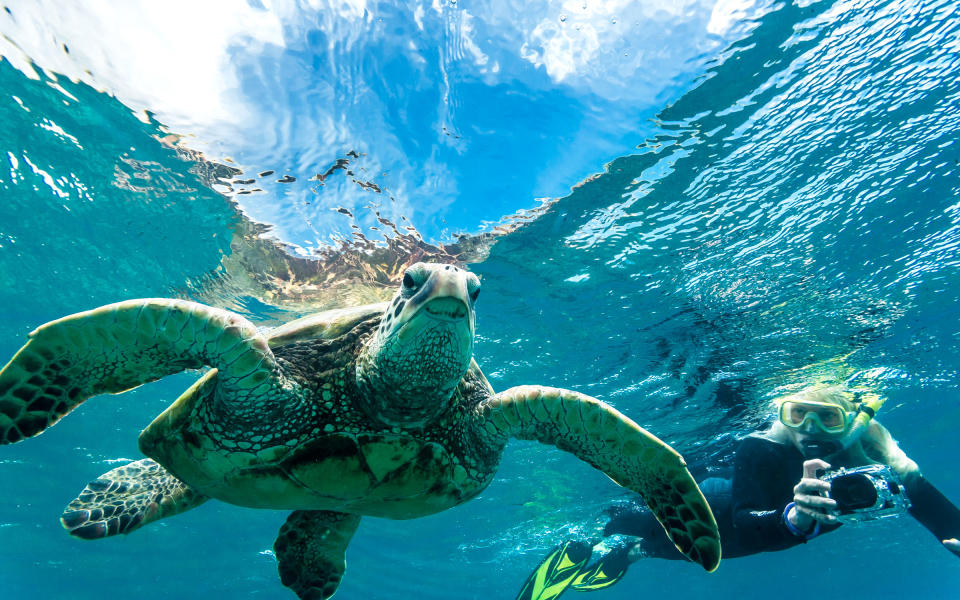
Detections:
942,538,960,558
789,459,838,530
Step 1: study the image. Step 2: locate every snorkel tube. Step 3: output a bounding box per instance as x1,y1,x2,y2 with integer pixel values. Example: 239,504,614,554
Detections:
847,392,886,441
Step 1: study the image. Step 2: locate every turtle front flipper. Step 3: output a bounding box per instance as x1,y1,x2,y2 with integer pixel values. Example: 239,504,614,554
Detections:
480,385,721,572
0,299,284,444
274,510,362,600
61,458,208,539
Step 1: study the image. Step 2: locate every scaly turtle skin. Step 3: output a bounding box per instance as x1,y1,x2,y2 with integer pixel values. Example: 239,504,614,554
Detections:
0,262,721,599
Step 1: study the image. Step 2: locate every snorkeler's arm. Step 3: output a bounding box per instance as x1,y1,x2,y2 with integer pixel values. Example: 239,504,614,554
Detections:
901,473,960,552
859,422,960,553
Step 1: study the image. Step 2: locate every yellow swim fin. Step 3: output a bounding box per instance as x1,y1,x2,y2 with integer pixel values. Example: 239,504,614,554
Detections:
569,543,632,592
516,541,593,600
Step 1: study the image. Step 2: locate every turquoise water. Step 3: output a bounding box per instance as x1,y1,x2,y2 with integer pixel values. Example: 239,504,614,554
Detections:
2,0,960,598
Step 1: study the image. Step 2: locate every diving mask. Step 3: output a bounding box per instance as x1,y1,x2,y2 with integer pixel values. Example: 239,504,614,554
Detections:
778,399,851,434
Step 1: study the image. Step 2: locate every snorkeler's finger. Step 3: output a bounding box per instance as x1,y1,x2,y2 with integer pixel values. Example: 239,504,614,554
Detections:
794,477,831,495
794,493,837,512
795,503,838,523
802,459,831,479
942,538,960,557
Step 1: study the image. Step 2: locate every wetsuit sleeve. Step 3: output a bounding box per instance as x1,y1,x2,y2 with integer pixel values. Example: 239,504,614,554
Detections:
904,474,960,544
730,437,821,552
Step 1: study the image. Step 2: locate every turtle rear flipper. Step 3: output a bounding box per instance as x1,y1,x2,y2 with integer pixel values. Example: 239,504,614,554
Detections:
61,458,208,539
0,299,286,444
274,510,362,600
481,386,721,573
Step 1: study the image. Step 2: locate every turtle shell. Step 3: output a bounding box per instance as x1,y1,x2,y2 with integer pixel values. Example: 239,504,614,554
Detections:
138,303,504,519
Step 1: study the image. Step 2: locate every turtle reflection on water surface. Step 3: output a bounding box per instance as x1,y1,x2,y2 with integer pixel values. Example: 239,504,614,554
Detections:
0,262,720,599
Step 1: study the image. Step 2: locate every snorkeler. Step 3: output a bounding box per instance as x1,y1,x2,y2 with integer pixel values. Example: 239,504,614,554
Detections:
515,383,960,600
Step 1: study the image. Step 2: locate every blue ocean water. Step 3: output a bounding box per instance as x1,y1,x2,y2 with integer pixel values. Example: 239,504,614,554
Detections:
2,0,960,599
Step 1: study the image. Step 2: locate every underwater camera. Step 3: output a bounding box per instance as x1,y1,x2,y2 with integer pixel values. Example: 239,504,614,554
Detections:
820,464,911,523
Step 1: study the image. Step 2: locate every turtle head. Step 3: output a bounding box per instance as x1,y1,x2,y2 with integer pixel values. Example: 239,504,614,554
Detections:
356,262,480,428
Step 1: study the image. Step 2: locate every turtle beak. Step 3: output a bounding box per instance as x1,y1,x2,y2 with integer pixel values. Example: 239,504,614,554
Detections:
396,269,475,344
423,297,469,322
422,268,471,321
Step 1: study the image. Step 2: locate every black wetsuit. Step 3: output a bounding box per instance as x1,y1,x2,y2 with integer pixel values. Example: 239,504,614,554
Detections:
604,436,960,559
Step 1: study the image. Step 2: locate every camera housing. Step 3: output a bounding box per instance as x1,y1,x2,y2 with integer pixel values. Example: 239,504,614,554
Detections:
820,464,911,524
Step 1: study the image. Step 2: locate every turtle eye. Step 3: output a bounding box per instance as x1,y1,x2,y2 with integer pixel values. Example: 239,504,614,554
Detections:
467,275,481,303
402,266,426,293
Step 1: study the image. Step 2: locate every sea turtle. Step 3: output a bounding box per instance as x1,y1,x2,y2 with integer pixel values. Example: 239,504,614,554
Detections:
0,262,720,599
